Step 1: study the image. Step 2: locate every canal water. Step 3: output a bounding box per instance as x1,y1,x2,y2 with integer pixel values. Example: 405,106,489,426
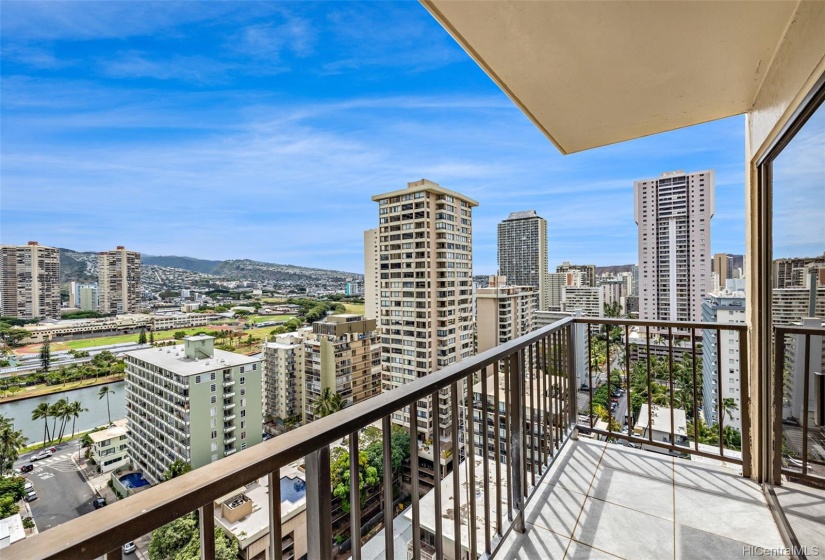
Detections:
0,382,126,444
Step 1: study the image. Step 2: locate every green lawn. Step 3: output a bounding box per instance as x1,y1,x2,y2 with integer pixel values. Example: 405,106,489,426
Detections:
63,325,237,350
342,303,366,316
245,314,294,324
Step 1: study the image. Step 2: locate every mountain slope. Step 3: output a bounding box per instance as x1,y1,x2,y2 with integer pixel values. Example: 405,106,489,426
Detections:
140,255,222,274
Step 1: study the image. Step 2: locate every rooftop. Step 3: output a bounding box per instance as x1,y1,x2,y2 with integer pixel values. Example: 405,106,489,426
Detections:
214,464,306,549
371,178,479,207
89,419,128,443
125,344,259,376
635,404,688,437
504,210,540,221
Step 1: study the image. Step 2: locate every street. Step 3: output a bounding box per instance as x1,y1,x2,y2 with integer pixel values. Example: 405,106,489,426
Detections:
14,441,97,532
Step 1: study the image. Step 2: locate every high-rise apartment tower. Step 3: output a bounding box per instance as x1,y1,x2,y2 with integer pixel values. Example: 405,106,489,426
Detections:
497,210,549,310
371,179,477,441
635,170,714,326
0,241,61,320
98,246,141,315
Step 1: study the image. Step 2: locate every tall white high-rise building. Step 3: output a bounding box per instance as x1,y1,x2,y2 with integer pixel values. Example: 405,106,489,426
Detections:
635,170,714,328
702,280,746,432
497,210,549,310
98,246,141,315
371,179,477,442
0,241,61,320
363,228,380,320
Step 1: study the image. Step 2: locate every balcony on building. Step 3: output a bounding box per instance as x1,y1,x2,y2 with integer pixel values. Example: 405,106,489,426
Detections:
7,2,825,560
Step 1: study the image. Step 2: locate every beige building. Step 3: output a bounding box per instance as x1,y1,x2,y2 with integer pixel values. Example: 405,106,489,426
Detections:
98,246,141,315
773,254,825,290
303,314,381,422
263,331,307,425
371,179,477,441
635,170,714,327
0,241,61,320
497,211,549,310
262,315,381,425
363,228,380,320
476,276,536,354
556,262,596,288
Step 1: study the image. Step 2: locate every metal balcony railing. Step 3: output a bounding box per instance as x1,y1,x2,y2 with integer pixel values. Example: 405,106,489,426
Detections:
9,317,755,560
772,324,825,486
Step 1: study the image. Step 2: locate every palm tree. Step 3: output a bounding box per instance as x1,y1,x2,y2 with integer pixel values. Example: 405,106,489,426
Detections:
32,401,51,447
0,419,27,475
162,459,192,481
49,398,68,443
68,401,88,439
56,398,73,441
99,385,116,425
721,398,739,421
313,388,345,419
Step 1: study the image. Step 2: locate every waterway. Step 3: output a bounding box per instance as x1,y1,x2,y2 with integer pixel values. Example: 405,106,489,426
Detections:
0,381,126,443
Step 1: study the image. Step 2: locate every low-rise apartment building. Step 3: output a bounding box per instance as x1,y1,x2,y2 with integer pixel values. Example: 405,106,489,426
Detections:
89,419,130,473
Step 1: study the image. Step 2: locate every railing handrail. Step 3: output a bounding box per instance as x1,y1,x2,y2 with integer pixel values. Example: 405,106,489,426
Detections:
575,316,748,332
774,324,825,336
9,317,577,560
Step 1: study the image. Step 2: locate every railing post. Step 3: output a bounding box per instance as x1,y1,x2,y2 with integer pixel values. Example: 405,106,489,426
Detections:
199,503,215,560
305,446,332,560
508,351,524,533
567,324,578,431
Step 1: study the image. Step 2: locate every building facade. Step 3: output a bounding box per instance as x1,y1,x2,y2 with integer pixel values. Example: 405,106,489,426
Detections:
497,210,548,310
556,262,596,287
712,253,744,291
98,246,141,315
561,286,604,318
475,276,536,354
371,179,477,441
302,314,381,422
363,228,380,320
0,242,61,320
125,335,262,484
262,331,307,426
89,420,130,473
701,280,746,432
635,170,714,327
773,254,825,289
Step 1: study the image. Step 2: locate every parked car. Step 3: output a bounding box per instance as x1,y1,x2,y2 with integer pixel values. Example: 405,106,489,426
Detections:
20,463,34,473
24,490,37,502
23,481,33,492
93,497,106,509
122,542,136,554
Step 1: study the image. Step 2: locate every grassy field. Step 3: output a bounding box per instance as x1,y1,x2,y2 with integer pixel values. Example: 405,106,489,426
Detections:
245,314,294,324
342,303,366,315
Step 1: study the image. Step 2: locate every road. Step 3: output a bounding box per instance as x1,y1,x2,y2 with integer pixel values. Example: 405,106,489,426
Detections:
15,441,97,532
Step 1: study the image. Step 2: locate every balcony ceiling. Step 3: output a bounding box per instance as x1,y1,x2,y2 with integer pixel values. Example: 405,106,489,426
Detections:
421,0,800,154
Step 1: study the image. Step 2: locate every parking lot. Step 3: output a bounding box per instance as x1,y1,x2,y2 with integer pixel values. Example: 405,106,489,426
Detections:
15,442,98,532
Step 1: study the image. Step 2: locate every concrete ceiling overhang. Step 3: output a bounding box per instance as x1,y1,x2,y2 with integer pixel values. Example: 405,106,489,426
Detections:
421,0,800,154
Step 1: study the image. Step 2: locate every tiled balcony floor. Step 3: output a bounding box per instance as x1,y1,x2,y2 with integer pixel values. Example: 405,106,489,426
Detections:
495,439,787,559
774,480,825,554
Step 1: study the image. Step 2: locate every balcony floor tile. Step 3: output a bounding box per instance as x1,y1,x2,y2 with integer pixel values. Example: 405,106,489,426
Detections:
674,523,785,560
773,480,825,553
674,482,784,550
589,465,675,521
573,497,675,559
542,439,605,495
493,439,791,560
495,524,571,559
564,540,622,559
525,482,588,538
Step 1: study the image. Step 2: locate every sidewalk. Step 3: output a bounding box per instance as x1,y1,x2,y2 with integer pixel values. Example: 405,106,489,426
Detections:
73,450,117,505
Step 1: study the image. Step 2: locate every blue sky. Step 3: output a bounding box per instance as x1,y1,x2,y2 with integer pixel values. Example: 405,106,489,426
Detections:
1,1,758,275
